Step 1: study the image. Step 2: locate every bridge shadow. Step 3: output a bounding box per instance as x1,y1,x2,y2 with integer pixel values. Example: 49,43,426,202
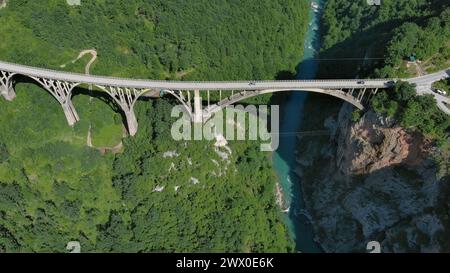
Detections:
312,19,412,79
7,75,159,136
71,86,155,135
10,74,63,104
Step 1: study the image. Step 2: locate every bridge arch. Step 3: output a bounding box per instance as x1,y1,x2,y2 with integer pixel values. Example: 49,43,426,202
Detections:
203,88,367,118
28,76,82,125
0,70,17,100
160,89,193,119
9,59,440,136
1,71,82,125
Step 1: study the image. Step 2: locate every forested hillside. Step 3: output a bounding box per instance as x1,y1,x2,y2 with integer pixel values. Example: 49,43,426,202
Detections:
318,0,450,78
0,0,311,252
0,0,308,80
318,0,450,170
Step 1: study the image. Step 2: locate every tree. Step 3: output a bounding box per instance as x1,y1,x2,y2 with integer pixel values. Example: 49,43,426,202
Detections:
401,99,422,128
0,143,8,164
394,81,416,105
371,91,390,114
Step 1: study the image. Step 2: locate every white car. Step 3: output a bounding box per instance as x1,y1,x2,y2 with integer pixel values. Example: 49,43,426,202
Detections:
436,89,447,95
432,88,447,96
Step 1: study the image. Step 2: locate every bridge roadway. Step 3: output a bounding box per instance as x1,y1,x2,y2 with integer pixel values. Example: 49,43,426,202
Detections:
0,61,392,90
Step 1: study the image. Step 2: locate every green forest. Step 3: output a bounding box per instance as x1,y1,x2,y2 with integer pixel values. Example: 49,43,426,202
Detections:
318,0,450,78
371,82,450,148
0,0,308,81
0,0,312,252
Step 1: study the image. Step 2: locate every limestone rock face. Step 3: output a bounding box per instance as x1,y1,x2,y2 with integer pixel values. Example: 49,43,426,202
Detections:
336,105,429,176
297,103,448,253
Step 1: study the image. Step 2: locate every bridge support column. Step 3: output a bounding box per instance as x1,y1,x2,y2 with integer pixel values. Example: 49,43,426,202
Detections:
193,89,202,123
0,71,16,101
96,86,148,137
0,85,16,101
124,109,138,137
32,78,81,127
61,100,80,126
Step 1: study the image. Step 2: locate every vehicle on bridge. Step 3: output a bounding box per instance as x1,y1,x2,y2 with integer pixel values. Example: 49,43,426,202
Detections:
387,80,395,85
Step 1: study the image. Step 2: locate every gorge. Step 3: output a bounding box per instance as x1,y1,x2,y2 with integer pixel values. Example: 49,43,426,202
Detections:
289,0,450,252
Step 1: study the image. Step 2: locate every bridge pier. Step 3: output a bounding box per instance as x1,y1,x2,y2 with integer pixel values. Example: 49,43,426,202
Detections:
0,85,16,101
124,109,138,137
0,71,16,101
30,78,81,127
193,89,203,123
96,86,148,136
61,100,80,126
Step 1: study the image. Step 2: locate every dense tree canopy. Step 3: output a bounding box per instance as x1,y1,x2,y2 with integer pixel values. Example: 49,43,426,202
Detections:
0,0,311,252
318,0,450,78
0,0,308,81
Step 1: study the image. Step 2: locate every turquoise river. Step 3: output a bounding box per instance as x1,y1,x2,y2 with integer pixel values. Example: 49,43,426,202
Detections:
272,0,324,252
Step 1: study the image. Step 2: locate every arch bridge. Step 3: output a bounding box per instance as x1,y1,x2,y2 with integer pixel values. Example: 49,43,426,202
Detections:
1,60,445,136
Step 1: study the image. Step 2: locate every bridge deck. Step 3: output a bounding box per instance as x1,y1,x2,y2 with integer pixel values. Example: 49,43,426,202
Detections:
0,61,392,90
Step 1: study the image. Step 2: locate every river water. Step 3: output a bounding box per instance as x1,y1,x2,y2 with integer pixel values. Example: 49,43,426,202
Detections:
272,0,324,252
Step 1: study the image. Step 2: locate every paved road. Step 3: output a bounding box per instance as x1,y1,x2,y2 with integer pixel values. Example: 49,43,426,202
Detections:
407,69,450,114
406,69,450,85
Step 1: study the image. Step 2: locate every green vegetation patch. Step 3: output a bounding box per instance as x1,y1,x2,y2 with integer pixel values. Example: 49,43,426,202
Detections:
0,0,310,252
371,81,450,144
318,0,450,79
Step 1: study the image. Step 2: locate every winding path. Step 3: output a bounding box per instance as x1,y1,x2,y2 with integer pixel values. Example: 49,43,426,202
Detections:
74,49,97,76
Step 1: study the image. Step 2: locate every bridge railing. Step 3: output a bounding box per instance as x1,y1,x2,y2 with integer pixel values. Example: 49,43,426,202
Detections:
0,60,395,89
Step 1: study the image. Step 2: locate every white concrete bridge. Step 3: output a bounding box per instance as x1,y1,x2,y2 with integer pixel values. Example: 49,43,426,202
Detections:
0,60,448,136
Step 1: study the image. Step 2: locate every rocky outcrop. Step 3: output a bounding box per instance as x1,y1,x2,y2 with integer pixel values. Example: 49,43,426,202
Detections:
296,103,448,253
335,104,430,176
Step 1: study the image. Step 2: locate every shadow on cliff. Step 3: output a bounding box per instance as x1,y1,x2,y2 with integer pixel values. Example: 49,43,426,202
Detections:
291,97,450,252
313,19,415,79
271,13,447,251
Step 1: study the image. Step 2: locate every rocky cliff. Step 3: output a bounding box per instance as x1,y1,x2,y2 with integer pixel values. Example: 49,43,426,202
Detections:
296,102,449,253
